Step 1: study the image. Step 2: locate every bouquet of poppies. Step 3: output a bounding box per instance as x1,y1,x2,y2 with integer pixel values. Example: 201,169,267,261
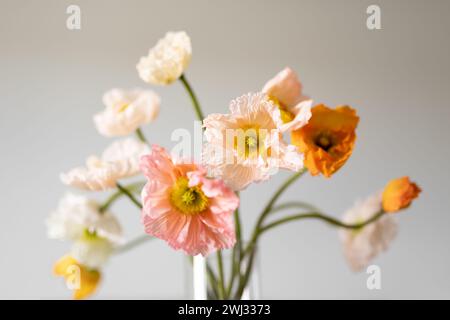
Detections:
47,31,421,300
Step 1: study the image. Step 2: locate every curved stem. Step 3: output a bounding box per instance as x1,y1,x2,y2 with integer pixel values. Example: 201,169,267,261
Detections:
261,211,385,234
99,181,145,213
179,74,204,121
135,128,149,144
116,182,142,210
270,201,319,214
244,169,306,257
114,234,153,254
206,263,220,299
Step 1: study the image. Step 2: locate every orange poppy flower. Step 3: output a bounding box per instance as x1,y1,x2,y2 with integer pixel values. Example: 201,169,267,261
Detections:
382,177,421,213
291,104,359,177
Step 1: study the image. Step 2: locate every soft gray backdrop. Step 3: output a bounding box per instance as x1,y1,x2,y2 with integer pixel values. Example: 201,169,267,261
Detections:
1,0,449,299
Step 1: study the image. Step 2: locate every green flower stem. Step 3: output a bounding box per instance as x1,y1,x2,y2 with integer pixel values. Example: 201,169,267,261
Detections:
226,195,242,298
179,74,204,121
135,128,149,144
116,182,143,210
269,201,319,214
235,210,385,299
216,250,226,299
260,210,385,234
244,169,306,258
206,263,220,299
99,190,123,213
114,234,153,254
99,182,145,213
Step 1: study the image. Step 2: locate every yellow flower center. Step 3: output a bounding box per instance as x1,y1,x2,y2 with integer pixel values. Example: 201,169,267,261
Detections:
83,228,99,241
269,96,294,123
170,177,209,215
117,103,130,113
234,126,267,159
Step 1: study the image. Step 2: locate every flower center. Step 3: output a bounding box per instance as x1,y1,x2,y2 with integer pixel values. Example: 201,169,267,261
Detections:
315,133,333,151
234,126,267,159
83,228,99,241
117,103,130,113
170,177,209,215
269,96,294,123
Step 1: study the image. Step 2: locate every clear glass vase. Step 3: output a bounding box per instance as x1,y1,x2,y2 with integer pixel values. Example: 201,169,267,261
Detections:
185,246,260,300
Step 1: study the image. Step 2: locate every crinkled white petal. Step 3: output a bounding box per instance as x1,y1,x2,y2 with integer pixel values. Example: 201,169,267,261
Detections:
61,138,149,191
280,99,313,132
46,193,123,244
94,88,160,137
202,92,304,190
137,31,191,85
339,192,398,272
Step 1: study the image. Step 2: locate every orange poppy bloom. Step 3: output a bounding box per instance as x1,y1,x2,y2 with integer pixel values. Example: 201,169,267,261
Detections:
382,177,421,213
54,255,101,300
291,104,359,177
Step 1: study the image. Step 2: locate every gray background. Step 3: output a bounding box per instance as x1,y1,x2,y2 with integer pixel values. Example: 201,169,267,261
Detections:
1,0,449,299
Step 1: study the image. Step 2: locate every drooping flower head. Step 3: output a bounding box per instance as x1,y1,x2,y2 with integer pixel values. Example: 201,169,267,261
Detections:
53,255,101,300
340,193,397,272
382,176,421,213
61,138,149,191
291,104,359,177
140,145,239,256
137,31,192,85
47,193,123,268
262,67,312,132
94,88,160,137
203,92,305,191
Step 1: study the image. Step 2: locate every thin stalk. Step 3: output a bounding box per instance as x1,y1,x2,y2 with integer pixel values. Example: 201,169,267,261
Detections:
261,211,385,234
216,251,226,299
226,198,242,297
116,182,142,209
269,201,319,214
135,128,149,144
114,235,153,254
244,169,306,258
99,181,144,213
179,74,204,121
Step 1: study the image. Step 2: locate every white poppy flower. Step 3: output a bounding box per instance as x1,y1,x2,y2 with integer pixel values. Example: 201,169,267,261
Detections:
60,138,149,191
47,193,123,268
339,192,397,272
94,88,160,137
137,31,192,85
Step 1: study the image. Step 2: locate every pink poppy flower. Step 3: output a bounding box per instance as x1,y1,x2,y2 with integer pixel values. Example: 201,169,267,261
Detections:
140,145,239,256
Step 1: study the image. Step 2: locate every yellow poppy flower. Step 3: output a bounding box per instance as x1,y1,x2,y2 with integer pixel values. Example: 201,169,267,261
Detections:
291,104,359,177
54,255,101,300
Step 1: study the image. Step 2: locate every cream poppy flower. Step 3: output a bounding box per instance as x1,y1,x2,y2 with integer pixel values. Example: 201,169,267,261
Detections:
137,31,192,85
203,92,304,191
61,138,149,191
94,88,160,137
339,192,397,272
262,67,312,132
47,193,123,268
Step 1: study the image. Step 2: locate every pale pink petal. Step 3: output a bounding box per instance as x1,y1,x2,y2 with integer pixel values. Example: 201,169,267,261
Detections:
262,67,303,108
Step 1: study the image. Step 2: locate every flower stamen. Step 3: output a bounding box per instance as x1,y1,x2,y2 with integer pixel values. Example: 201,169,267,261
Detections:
170,177,209,215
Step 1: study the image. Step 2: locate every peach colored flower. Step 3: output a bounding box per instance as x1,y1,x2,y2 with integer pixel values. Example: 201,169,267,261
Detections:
262,67,312,132
94,88,160,137
61,138,149,191
203,92,304,191
340,193,397,272
140,145,239,256
382,176,421,213
137,31,192,85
